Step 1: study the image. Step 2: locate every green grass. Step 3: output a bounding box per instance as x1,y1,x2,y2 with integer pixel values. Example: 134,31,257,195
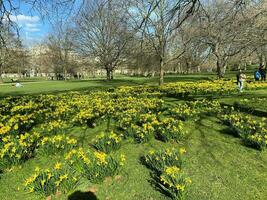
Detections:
1,110,266,200
0,74,216,97
0,75,267,200
186,117,267,200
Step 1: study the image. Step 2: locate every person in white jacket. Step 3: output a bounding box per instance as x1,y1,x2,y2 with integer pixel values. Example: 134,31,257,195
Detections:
237,69,246,92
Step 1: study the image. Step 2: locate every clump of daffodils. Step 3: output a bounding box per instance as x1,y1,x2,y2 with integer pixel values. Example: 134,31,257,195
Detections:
65,147,125,183
92,131,122,153
143,147,191,200
23,163,78,196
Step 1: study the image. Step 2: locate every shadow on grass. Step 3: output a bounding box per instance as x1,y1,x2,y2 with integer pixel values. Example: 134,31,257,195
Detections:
194,118,226,167
164,76,212,82
220,102,267,118
148,173,174,199
68,190,98,200
219,127,240,138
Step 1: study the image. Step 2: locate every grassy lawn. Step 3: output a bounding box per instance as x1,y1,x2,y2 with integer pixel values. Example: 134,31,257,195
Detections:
1,107,266,200
0,75,266,200
0,74,216,97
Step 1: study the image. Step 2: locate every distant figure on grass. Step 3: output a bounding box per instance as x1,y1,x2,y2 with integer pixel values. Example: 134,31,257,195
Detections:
259,64,266,81
236,69,246,92
15,82,22,88
254,69,261,81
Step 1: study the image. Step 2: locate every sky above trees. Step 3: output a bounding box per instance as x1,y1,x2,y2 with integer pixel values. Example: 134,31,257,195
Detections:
9,1,49,46
9,0,83,46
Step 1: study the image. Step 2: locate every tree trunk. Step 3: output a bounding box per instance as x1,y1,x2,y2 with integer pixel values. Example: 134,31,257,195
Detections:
106,67,112,81
222,63,227,74
110,70,113,80
264,55,267,67
0,74,2,83
159,58,164,85
259,54,263,67
64,68,67,80
186,61,190,74
216,58,225,78
0,62,3,83
178,64,181,74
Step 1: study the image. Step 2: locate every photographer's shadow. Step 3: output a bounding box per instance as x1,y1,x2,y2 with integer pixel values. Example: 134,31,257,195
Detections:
68,191,98,200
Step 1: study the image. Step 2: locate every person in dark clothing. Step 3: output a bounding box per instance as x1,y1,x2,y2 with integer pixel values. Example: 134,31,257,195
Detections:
259,64,266,81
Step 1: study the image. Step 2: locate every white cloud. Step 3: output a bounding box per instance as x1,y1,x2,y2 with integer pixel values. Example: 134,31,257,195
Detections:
25,23,39,28
25,27,41,32
10,14,41,33
10,14,40,24
8,14,45,46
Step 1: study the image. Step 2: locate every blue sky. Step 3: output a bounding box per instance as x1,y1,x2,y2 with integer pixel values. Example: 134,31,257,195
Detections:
11,1,52,47
11,0,83,47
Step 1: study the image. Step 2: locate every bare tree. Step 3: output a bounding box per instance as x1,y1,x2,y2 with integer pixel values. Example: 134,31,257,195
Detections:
75,0,132,80
0,0,84,81
0,26,23,82
135,0,200,85
189,0,255,77
248,1,267,67
45,23,77,80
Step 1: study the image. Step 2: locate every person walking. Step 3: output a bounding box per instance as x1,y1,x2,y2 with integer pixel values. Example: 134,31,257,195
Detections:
237,69,246,92
254,69,261,81
259,64,266,81
236,69,241,85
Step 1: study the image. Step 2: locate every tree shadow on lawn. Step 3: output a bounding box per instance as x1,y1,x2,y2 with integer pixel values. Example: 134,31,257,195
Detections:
148,173,174,199
219,101,267,118
232,102,267,117
194,118,226,167
219,127,241,138
135,158,173,200
69,78,143,86
68,190,98,200
163,76,212,83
